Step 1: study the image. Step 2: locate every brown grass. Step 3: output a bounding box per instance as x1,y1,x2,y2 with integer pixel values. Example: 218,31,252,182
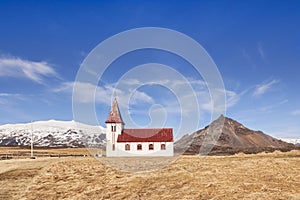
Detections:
0,146,95,155
0,150,299,200
0,147,100,159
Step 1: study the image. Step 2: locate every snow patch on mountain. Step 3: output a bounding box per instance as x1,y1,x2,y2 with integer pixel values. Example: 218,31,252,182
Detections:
0,120,106,147
279,138,300,146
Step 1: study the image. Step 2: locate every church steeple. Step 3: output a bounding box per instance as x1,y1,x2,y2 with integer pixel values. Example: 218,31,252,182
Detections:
105,98,124,125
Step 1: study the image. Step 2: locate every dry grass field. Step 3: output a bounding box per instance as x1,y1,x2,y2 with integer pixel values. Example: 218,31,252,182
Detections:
0,149,299,200
0,147,98,158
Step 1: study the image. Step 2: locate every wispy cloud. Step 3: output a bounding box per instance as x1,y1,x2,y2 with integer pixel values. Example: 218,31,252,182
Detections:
0,93,26,106
120,78,239,113
291,109,300,116
53,81,111,104
226,90,241,108
260,99,288,112
0,56,58,84
0,93,22,97
253,79,279,97
242,49,251,61
54,76,242,128
258,42,265,60
53,81,154,106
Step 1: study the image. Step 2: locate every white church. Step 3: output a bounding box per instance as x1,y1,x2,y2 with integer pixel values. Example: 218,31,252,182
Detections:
105,98,174,157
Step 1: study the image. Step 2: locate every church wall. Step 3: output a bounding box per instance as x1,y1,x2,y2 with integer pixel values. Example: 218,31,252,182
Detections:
107,142,173,157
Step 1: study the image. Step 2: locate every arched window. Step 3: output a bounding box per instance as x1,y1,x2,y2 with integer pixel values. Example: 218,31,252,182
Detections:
149,144,154,150
137,144,142,150
125,144,130,151
161,144,166,150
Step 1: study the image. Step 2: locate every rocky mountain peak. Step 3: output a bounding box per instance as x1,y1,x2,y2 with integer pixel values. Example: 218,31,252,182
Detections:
175,116,297,155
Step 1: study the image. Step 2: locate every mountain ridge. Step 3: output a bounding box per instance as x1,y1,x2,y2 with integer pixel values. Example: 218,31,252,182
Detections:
0,120,106,148
175,115,297,155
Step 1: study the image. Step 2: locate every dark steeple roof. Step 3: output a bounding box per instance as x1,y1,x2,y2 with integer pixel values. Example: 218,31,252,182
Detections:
105,98,125,124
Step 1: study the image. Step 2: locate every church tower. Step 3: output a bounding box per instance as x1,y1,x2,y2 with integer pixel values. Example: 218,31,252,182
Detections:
105,98,124,156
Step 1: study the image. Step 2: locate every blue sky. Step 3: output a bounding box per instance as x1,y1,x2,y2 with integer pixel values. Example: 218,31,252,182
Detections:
0,1,300,139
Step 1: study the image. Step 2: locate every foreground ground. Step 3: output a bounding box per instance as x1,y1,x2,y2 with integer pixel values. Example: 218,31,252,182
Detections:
0,150,299,199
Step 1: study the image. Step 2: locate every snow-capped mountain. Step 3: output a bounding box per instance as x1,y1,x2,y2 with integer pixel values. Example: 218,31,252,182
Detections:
279,138,300,147
0,120,106,148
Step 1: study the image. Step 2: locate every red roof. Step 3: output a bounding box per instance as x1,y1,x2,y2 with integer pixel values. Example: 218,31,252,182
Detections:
117,128,173,142
105,98,124,124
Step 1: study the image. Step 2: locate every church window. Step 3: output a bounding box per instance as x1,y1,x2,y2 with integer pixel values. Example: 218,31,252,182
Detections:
111,125,116,132
149,144,154,150
161,144,166,150
137,144,142,150
125,144,130,151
